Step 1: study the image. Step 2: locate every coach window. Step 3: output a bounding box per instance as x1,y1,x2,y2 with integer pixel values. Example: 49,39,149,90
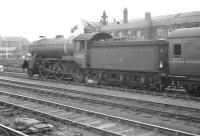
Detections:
173,44,181,58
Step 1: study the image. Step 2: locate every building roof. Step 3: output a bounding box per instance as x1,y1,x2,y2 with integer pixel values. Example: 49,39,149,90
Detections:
168,27,200,38
152,11,200,26
3,36,26,42
101,21,147,31
100,10,200,31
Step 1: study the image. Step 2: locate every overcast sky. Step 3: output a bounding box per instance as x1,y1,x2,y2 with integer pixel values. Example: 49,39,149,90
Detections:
0,0,200,41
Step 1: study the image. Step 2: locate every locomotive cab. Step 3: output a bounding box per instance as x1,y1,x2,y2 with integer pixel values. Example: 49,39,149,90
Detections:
73,40,89,68
73,32,113,68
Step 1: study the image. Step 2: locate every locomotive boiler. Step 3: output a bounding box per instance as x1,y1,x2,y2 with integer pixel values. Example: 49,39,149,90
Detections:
30,35,74,59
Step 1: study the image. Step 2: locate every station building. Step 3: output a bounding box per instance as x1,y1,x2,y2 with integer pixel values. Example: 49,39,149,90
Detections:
0,36,29,59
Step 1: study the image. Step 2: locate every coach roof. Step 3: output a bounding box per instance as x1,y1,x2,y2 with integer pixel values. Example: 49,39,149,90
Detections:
168,27,200,38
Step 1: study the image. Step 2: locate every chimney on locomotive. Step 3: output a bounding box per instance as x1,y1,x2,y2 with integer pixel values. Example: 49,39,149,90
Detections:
55,35,64,38
123,8,128,23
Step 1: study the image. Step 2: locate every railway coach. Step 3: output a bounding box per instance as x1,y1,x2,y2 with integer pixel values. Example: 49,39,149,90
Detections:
168,27,200,94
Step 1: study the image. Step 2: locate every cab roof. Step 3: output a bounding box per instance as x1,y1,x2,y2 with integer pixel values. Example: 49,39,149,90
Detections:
73,32,112,41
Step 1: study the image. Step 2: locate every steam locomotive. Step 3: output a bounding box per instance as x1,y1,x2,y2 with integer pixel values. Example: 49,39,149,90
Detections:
23,27,200,95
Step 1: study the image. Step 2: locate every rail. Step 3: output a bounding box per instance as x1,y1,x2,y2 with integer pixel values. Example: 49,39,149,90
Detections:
0,91,198,136
0,124,28,136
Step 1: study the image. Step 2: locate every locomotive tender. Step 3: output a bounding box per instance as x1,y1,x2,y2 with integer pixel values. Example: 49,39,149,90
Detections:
24,27,200,94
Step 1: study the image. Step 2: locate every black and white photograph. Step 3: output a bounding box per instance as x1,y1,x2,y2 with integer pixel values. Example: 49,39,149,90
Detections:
0,0,200,135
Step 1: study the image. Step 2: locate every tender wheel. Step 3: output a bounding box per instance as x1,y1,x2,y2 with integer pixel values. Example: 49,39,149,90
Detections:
84,72,101,84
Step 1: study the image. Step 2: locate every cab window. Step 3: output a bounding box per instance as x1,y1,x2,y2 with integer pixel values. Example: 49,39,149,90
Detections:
75,41,87,51
80,41,85,50
173,44,181,58
75,41,80,51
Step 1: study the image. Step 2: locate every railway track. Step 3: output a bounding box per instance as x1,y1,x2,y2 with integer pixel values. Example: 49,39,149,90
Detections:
0,98,99,136
0,90,198,136
1,71,200,102
0,76,199,135
0,77,200,122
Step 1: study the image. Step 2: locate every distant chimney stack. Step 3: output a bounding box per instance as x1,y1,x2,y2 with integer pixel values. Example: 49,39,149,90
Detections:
144,12,152,40
101,11,108,26
145,12,151,21
39,36,45,39
123,8,128,23
55,35,64,38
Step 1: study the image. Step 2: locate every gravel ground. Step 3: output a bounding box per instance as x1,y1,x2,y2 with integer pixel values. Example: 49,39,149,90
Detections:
0,86,199,135
0,101,100,136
